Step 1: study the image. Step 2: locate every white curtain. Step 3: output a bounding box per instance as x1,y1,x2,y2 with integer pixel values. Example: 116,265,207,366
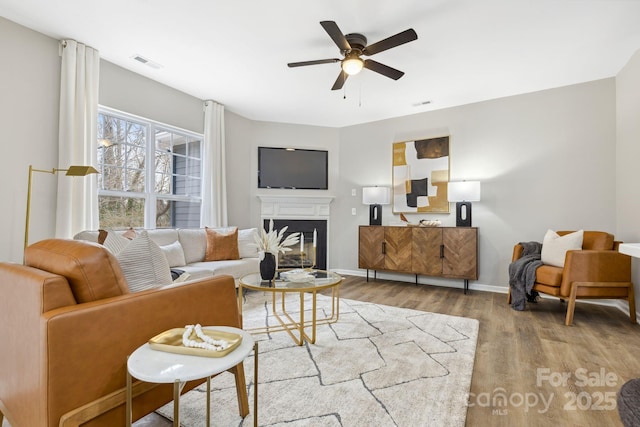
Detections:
201,100,228,227
56,40,100,238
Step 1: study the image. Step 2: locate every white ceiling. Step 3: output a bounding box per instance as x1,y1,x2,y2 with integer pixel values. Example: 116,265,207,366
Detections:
2,0,640,128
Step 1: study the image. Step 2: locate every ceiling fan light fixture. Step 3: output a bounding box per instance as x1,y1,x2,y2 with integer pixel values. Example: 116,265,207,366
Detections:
342,56,364,75
288,21,418,90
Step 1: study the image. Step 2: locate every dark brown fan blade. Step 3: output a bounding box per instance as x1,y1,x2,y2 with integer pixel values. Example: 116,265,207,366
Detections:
363,29,418,56
364,59,404,80
288,58,340,68
320,21,351,51
331,70,349,91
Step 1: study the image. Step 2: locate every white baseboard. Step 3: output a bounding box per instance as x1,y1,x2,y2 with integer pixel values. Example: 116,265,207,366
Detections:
330,268,639,323
333,268,508,293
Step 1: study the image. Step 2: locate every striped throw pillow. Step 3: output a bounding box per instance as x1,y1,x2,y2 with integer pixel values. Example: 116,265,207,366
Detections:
102,230,131,254
115,231,173,292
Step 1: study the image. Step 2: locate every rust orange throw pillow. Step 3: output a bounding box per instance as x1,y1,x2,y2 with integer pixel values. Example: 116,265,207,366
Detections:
204,227,240,261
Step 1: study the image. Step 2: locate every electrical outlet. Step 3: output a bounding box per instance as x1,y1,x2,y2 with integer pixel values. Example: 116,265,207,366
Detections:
351,208,357,215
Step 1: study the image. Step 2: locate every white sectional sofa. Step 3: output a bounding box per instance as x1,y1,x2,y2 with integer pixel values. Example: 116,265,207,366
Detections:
74,227,260,284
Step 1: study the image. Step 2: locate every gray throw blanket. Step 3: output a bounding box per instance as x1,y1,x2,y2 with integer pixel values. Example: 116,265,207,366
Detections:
508,241,543,311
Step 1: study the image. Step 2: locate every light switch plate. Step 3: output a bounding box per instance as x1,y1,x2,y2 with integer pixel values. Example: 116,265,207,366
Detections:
351,188,356,196
351,208,356,215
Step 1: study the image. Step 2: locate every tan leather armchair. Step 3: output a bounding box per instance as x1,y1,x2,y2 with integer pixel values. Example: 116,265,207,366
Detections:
508,231,636,326
0,239,249,427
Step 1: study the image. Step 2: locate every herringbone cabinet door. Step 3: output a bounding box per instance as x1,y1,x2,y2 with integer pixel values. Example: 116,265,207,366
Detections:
442,228,478,279
359,226,385,269
384,227,412,272
412,227,443,276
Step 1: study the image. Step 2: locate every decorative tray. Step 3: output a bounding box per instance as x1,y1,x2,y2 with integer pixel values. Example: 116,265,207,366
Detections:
283,273,315,282
280,269,315,283
406,220,441,227
149,328,242,358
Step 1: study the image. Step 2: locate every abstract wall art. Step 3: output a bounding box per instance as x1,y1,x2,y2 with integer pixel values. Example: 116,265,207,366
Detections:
392,136,450,213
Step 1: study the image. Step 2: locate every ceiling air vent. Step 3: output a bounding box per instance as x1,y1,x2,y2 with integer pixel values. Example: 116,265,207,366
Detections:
131,54,163,70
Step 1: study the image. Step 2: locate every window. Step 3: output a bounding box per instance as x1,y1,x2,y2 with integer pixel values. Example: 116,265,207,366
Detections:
97,107,202,229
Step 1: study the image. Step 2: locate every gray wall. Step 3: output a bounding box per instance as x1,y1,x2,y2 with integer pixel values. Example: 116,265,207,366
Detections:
225,111,257,229
99,61,203,134
224,117,340,264
616,48,640,311
0,17,61,262
98,60,623,293
334,79,618,290
0,17,206,262
0,15,636,312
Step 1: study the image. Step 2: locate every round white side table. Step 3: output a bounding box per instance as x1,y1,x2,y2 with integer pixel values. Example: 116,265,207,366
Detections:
126,326,257,427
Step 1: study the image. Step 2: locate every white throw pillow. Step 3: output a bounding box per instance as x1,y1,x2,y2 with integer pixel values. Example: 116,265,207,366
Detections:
116,231,173,292
541,229,584,268
160,240,187,267
238,228,259,258
102,230,131,254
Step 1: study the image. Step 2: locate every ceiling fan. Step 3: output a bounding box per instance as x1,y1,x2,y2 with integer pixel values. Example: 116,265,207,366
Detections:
287,21,418,91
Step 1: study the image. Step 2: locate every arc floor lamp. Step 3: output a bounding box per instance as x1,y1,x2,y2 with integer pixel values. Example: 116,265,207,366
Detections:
24,165,99,250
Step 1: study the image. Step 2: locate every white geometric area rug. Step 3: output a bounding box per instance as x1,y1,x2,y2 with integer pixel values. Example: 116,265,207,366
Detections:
157,291,479,427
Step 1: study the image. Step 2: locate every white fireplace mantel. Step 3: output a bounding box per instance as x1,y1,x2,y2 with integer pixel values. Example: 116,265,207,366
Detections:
258,195,335,220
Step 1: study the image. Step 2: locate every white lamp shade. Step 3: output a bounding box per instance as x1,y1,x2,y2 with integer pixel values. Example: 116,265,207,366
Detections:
362,186,390,205
448,181,481,202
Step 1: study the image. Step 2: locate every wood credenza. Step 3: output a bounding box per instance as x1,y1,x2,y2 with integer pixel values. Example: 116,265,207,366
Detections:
358,226,478,293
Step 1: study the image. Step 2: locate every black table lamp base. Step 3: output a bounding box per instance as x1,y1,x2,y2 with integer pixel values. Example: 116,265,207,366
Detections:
369,204,382,226
456,202,472,227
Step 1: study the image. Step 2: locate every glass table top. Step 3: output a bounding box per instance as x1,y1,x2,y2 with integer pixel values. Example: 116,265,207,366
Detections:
239,269,342,291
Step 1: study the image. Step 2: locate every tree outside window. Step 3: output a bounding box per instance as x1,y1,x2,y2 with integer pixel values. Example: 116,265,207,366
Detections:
97,108,202,229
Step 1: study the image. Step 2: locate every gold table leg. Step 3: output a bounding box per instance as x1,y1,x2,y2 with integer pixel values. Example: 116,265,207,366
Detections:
271,291,303,345
311,290,317,343
173,379,180,427
254,342,259,427
206,376,211,427
245,284,342,346
237,285,244,327
125,370,132,427
299,291,305,344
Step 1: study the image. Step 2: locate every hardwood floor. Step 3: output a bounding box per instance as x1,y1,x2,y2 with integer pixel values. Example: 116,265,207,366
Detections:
333,276,640,427
3,276,638,427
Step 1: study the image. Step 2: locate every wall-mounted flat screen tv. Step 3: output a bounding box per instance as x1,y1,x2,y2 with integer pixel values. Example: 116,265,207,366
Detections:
258,146,328,190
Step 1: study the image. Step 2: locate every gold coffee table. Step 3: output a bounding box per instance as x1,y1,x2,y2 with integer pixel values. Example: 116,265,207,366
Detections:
238,270,342,346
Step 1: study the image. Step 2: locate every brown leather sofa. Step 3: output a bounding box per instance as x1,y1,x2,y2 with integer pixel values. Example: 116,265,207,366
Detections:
0,239,248,427
508,230,636,325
